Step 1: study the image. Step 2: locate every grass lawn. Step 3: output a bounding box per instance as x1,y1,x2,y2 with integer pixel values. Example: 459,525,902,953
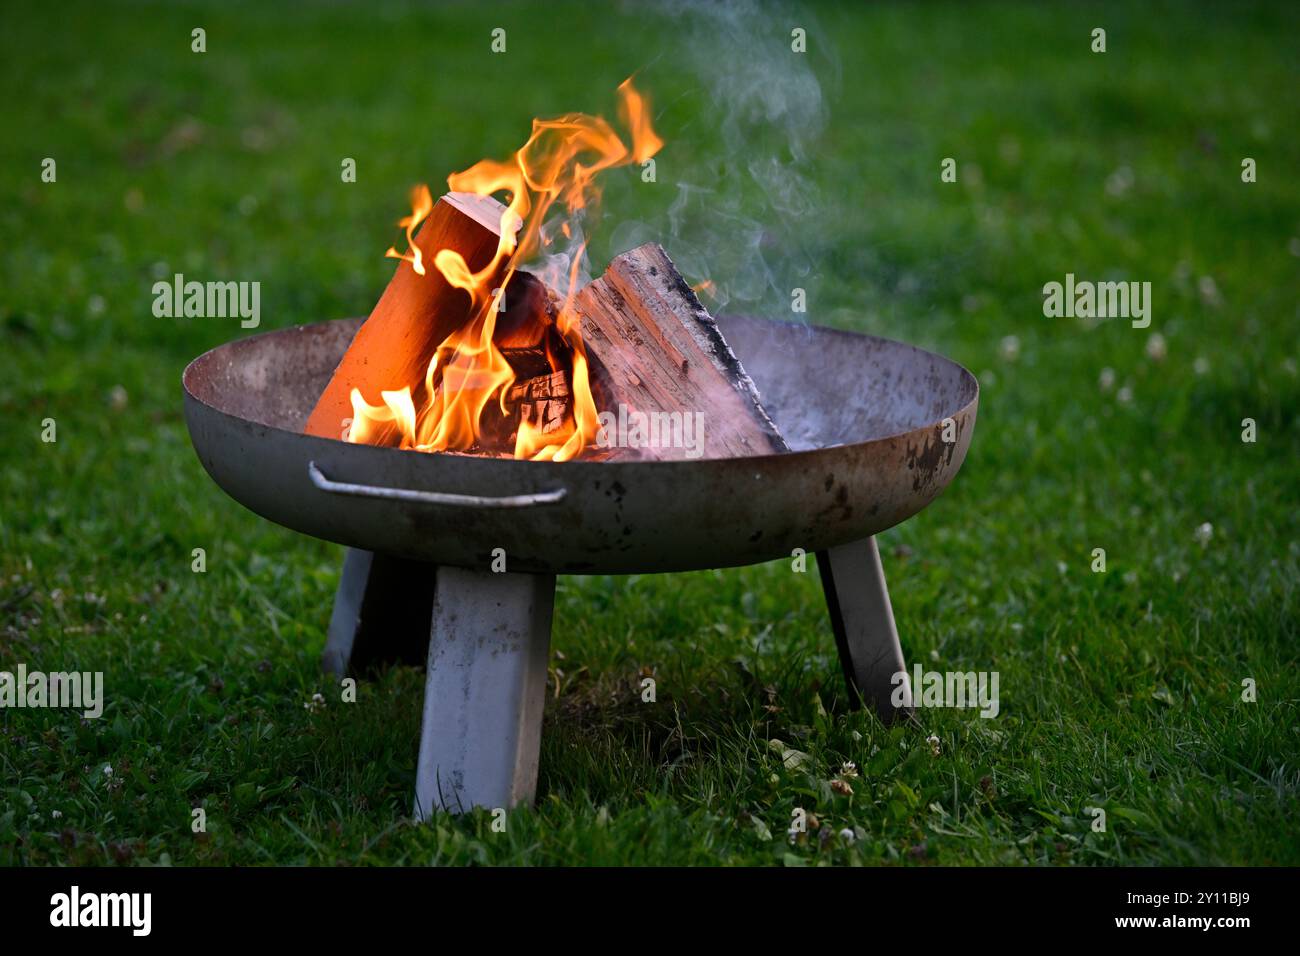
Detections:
1,0,1297,866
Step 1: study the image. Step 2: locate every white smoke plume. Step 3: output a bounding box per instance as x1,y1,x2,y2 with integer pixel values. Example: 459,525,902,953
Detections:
607,0,839,318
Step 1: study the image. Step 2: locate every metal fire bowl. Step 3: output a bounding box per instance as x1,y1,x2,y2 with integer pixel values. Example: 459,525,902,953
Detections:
182,316,978,574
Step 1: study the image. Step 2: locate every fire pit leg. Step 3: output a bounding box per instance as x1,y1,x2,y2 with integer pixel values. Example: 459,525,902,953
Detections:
322,549,434,677
413,567,555,819
817,537,914,723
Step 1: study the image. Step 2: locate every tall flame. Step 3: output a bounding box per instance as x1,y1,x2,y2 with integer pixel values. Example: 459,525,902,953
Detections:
383,185,434,276
349,79,661,461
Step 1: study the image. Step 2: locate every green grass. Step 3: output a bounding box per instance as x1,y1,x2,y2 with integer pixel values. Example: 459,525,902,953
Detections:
2,0,1298,866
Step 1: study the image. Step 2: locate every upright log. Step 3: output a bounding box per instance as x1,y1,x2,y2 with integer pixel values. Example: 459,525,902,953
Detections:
304,191,512,440
575,243,788,460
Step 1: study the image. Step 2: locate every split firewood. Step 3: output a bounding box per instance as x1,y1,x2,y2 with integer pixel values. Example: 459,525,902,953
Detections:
510,370,570,435
477,370,571,451
574,243,788,460
304,191,514,440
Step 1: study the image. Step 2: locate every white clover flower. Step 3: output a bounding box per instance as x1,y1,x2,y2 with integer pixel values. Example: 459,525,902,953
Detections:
1198,275,1220,306
1145,333,1167,362
1106,165,1134,197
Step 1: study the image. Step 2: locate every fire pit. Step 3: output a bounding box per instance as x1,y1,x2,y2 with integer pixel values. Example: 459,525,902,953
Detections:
182,79,977,817
182,313,978,817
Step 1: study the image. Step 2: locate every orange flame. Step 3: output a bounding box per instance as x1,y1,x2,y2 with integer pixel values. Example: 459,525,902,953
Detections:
383,185,434,276
350,79,662,461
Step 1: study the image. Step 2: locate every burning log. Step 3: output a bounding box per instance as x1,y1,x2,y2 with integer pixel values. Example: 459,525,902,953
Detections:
511,370,570,435
575,243,788,460
494,271,560,382
304,191,514,440
306,81,670,461
477,370,572,450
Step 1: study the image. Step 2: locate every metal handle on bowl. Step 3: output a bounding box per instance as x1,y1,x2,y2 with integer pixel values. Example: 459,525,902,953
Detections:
307,461,567,509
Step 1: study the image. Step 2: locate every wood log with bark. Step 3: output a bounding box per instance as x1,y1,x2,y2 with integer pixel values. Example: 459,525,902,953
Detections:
574,243,788,460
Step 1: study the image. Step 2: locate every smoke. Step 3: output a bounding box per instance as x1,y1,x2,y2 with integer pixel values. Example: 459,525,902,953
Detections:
667,0,829,159
608,0,838,318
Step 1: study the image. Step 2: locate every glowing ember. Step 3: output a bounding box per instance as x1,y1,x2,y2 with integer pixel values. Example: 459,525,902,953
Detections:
348,79,662,461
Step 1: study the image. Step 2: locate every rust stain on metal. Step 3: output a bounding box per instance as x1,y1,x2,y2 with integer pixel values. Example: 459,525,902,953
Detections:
905,427,958,493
